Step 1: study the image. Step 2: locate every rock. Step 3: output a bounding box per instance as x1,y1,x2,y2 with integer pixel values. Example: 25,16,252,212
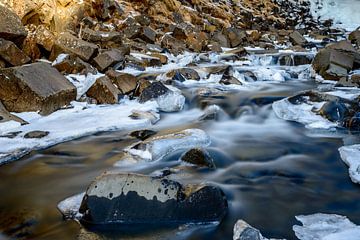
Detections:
134,15,151,26
0,5,27,44
233,220,267,240
220,66,242,85
166,68,200,81
126,54,162,68
161,34,186,55
24,131,49,139
318,101,350,123
289,31,307,46
78,173,228,227
278,54,313,66
129,110,160,124
86,76,121,104
50,32,98,62
0,38,30,66
225,28,247,48
125,129,210,161
139,26,157,43
105,69,138,94
53,54,96,75
130,130,157,141
134,79,151,97
212,31,230,48
139,82,170,103
81,28,122,43
181,148,215,169
0,62,76,115
349,30,360,46
93,49,125,72
0,101,27,125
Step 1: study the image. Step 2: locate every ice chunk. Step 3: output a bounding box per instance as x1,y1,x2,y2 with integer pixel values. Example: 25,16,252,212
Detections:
66,73,104,99
233,219,268,240
272,98,337,130
293,213,360,240
57,192,85,220
339,145,360,184
156,90,185,112
125,129,211,161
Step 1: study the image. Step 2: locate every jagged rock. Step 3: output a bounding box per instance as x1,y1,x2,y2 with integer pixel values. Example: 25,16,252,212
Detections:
134,15,151,26
24,131,49,139
0,38,30,66
289,31,307,46
129,110,160,124
78,173,228,227
139,26,157,43
161,34,186,55
53,54,96,75
126,54,162,68
0,101,27,125
29,24,55,52
130,130,157,141
0,62,76,115
166,68,200,81
278,54,313,66
93,49,125,72
181,148,215,169
106,69,138,94
149,53,168,64
86,76,121,104
81,28,122,43
139,82,170,103
212,31,230,48
220,66,242,85
134,79,151,97
50,32,98,62
0,5,27,44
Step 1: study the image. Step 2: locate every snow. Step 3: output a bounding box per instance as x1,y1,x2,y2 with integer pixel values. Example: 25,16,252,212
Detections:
272,98,337,130
293,213,360,240
57,192,85,219
309,0,360,30
66,73,104,99
0,100,159,165
124,129,211,162
52,54,69,66
339,144,360,184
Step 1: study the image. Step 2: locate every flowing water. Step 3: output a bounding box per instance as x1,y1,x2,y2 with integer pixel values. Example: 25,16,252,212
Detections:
1,50,360,240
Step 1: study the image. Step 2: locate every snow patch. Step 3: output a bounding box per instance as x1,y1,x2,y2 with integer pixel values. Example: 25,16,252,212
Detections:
339,144,360,184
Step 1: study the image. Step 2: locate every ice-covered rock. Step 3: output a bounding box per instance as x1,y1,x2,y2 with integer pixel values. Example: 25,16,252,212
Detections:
156,90,185,112
339,144,360,184
233,219,283,240
57,192,85,220
293,213,360,240
66,73,104,99
125,129,211,162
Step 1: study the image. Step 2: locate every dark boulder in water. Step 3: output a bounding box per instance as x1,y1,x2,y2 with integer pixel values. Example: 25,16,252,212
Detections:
79,173,228,228
181,148,216,169
318,101,350,123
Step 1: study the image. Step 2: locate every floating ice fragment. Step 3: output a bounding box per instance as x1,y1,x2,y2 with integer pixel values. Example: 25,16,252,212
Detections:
339,145,360,184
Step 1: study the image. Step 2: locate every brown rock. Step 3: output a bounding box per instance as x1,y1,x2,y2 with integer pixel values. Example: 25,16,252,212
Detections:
0,38,30,66
0,5,27,44
93,49,125,72
0,101,28,125
0,62,76,115
212,32,230,48
134,79,151,97
349,30,360,46
161,34,186,55
106,69,138,94
149,53,168,64
24,131,49,139
81,28,122,43
166,68,200,81
86,76,121,104
139,27,157,43
53,54,96,75
50,32,98,62
225,28,247,48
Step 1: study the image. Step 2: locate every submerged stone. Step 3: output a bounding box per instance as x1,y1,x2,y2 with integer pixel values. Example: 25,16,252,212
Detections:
24,131,49,139
318,101,350,123
78,173,228,227
181,148,216,169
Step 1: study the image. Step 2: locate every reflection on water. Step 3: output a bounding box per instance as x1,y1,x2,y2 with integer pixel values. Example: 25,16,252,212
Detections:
0,80,359,240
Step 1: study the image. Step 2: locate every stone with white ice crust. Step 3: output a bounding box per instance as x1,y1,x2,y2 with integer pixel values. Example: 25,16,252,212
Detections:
125,129,211,162
339,145,360,184
293,213,360,240
76,173,228,227
233,220,282,240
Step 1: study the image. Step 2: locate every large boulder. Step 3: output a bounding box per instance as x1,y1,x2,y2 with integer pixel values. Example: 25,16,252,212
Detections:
50,32,98,62
0,5,27,44
349,30,360,47
79,173,228,227
0,38,30,66
0,62,76,115
106,69,138,94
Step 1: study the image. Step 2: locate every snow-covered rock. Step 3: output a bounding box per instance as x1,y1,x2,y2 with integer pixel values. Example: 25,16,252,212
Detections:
339,145,360,184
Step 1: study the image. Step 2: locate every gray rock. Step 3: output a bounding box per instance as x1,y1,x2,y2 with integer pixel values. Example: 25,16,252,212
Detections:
86,76,121,104
140,27,157,43
139,82,170,103
161,34,186,55
0,101,27,125
226,27,247,48
24,131,49,139
166,68,200,81
0,62,76,115
81,28,122,43
93,49,125,72
50,32,98,62
0,6,27,44
78,173,228,227
53,54,96,75
289,31,308,46
0,38,30,66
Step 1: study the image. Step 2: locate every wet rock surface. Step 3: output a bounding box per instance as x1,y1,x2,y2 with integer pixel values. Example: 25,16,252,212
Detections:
78,173,228,226
181,148,216,169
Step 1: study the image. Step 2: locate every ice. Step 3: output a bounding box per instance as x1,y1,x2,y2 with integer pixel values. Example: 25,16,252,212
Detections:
0,121,21,134
52,53,69,65
65,73,104,99
57,192,85,220
272,98,337,130
233,219,268,240
0,100,159,164
125,129,211,162
309,0,360,30
339,144,360,184
293,213,360,240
